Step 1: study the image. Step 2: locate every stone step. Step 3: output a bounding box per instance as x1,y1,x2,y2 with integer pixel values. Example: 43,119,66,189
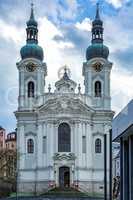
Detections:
3,197,104,200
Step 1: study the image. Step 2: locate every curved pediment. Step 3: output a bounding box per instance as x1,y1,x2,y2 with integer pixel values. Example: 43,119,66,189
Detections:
38,96,94,116
53,153,76,161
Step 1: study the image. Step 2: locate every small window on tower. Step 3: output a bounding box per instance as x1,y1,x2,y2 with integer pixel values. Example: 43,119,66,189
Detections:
28,81,34,97
95,138,102,153
95,81,101,97
82,136,86,153
43,136,47,153
27,139,34,154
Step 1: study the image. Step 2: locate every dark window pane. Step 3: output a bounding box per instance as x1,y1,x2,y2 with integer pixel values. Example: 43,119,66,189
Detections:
27,139,34,154
28,81,34,98
95,138,102,153
58,123,71,152
95,81,101,97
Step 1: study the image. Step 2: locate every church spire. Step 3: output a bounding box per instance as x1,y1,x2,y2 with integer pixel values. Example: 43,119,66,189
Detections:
92,3,103,44
26,3,38,44
30,3,35,21
86,3,109,61
95,3,100,20
20,3,44,61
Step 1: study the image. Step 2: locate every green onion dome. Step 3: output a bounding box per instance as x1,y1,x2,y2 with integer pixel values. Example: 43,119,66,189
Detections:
86,43,109,60
20,43,44,61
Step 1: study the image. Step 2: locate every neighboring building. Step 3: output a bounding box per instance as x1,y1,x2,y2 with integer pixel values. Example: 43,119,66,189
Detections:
0,126,6,150
112,144,120,177
0,129,17,192
5,132,16,150
15,4,114,195
0,149,17,181
113,99,133,200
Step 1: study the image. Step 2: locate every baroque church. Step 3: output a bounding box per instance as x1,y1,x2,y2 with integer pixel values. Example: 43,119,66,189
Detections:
15,3,114,195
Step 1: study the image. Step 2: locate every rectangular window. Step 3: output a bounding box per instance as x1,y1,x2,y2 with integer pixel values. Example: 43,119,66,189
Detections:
43,136,47,153
82,136,86,153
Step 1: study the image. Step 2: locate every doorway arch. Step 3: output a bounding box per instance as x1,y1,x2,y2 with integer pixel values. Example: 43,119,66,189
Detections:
59,166,70,188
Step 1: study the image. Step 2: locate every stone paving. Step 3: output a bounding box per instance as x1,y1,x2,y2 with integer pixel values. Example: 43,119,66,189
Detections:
1,197,104,200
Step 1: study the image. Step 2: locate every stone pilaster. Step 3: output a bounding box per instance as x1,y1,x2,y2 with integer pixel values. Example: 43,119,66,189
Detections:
37,123,43,168
87,123,92,168
18,123,25,169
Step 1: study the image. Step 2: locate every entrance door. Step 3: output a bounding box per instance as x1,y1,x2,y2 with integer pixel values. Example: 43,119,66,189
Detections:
59,167,70,188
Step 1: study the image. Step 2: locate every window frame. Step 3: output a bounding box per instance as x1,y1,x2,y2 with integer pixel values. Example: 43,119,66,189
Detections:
28,81,35,98
95,138,102,154
58,123,71,152
94,81,102,97
82,136,86,154
27,138,34,154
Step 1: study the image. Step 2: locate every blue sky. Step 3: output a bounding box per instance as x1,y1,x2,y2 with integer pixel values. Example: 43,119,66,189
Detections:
0,0,133,133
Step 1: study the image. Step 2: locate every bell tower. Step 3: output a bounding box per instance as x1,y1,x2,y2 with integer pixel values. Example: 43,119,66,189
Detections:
17,4,47,110
83,4,112,110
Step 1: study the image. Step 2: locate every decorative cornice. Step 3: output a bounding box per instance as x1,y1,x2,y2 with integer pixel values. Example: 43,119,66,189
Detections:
25,131,36,137
92,131,104,137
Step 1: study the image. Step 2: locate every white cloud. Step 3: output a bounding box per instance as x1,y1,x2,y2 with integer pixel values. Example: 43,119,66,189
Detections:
62,0,79,19
104,17,131,53
90,0,130,8
111,65,133,114
106,0,123,8
0,19,24,44
105,0,130,8
75,18,92,32
39,17,82,90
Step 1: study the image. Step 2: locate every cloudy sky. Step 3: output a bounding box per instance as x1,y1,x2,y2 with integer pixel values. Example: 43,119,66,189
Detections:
0,0,133,132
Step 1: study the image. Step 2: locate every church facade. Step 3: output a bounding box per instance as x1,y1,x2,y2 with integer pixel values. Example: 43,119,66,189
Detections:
15,4,114,195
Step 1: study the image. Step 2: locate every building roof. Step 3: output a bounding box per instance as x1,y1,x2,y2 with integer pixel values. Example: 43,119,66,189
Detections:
112,99,133,141
6,131,16,142
0,126,5,131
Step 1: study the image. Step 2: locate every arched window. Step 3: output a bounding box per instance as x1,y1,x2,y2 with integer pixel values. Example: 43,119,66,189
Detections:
58,123,71,152
30,30,33,39
28,81,34,97
27,139,34,154
95,81,101,97
95,138,102,153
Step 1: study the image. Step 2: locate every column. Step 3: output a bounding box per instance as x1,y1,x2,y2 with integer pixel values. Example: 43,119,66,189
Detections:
129,135,133,200
104,134,107,200
18,124,25,169
82,122,86,167
37,123,43,168
104,70,109,97
54,122,58,153
71,122,74,153
51,123,54,162
19,69,25,108
50,123,54,181
86,123,92,168
47,122,51,167
37,69,41,96
88,69,92,96
104,124,110,171
47,122,54,181
123,139,129,200
78,122,82,167
120,137,123,200
45,123,48,166
75,123,78,163
74,122,79,181
72,122,76,154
